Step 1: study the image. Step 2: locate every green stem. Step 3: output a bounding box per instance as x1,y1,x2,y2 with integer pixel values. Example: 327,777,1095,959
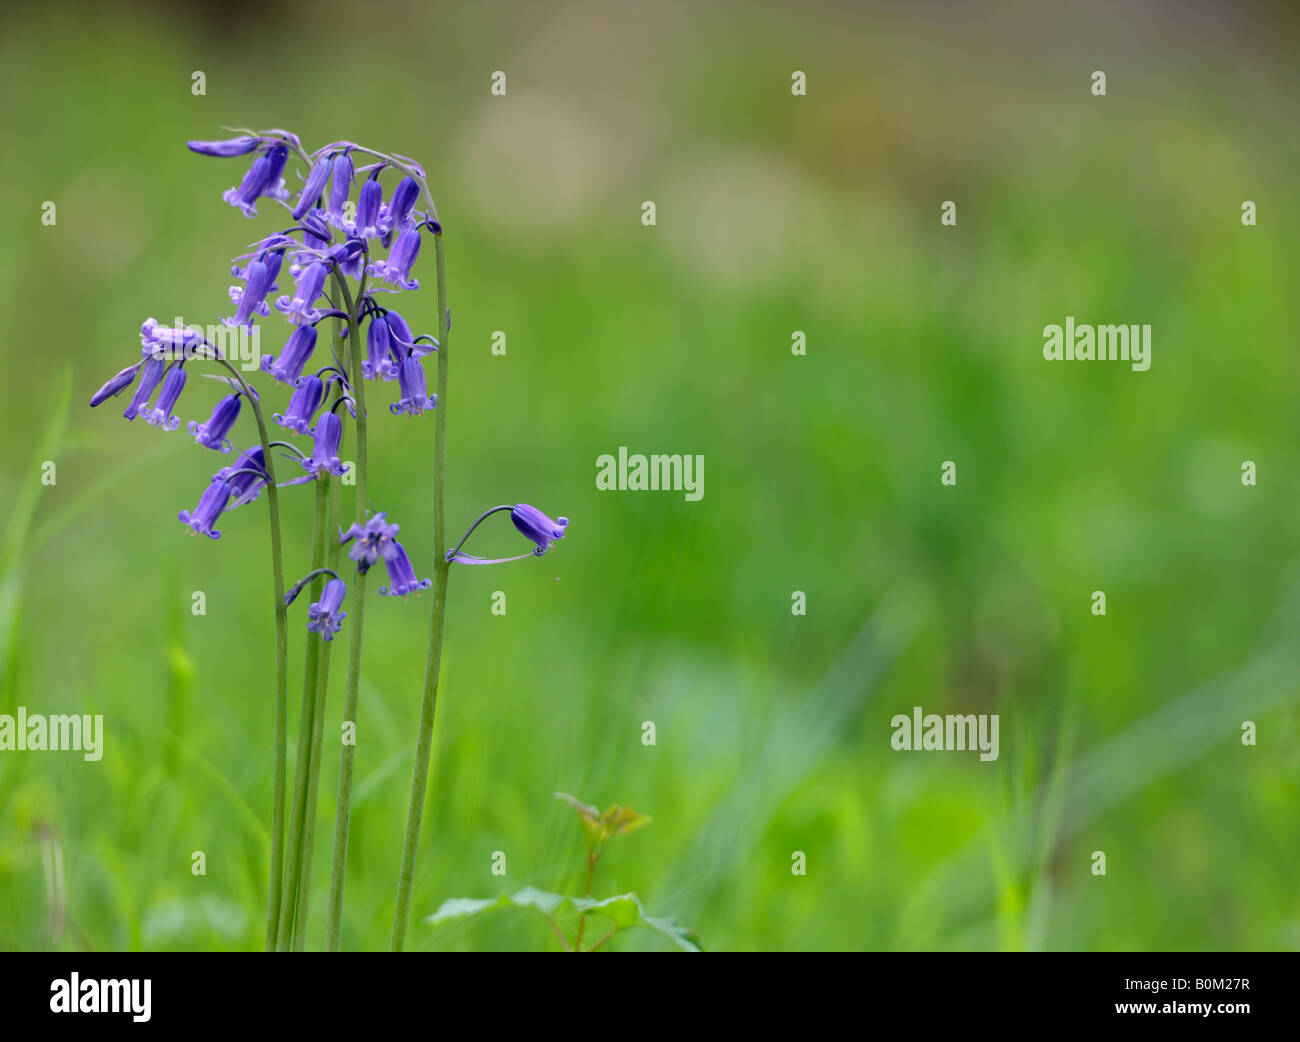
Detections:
547,917,572,952
324,270,370,951
276,473,331,950
292,476,340,950
575,850,598,949
208,356,287,955
391,232,449,951
446,505,514,560
325,570,366,951
585,927,617,953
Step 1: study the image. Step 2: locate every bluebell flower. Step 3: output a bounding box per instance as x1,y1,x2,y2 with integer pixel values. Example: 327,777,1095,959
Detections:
230,238,283,284
222,144,289,218
326,152,354,228
139,365,187,430
276,262,330,325
262,246,285,286
303,209,331,244
291,210,332,272
223,154,271,216
368,228,420,289
389,355,436,416
303,411,349,477
189,393,242,452
307,578,348,641
188,136,263,157
381,176,419,245
378,541,432,597
262,144,289,196
293,156,333,220
274,374,324,434
89,361,142,407
384,308,436,358
328,240,364,281
350,177,384,240
217,446,269,506
225,257,277,328
340,512,400,573
123,357,166,420
511,504,569,555
261,325,318,385
178,479,232,539
141,318,204,360
364,314,399,380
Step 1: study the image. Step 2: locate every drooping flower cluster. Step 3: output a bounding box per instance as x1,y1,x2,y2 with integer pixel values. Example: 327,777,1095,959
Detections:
90,125,575,954
90,127,569,644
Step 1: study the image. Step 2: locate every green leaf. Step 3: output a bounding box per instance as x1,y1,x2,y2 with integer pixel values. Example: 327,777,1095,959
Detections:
574,893,702,952
425,886,703,951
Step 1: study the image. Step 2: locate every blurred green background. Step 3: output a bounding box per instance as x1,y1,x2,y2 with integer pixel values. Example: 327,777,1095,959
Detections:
1,0,1298,951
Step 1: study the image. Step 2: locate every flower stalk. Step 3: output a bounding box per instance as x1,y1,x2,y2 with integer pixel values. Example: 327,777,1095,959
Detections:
90,128,569,955
324,269,370,950
292,475,341,949
205,357,288,954
390,233,450,951
276,471,331,950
